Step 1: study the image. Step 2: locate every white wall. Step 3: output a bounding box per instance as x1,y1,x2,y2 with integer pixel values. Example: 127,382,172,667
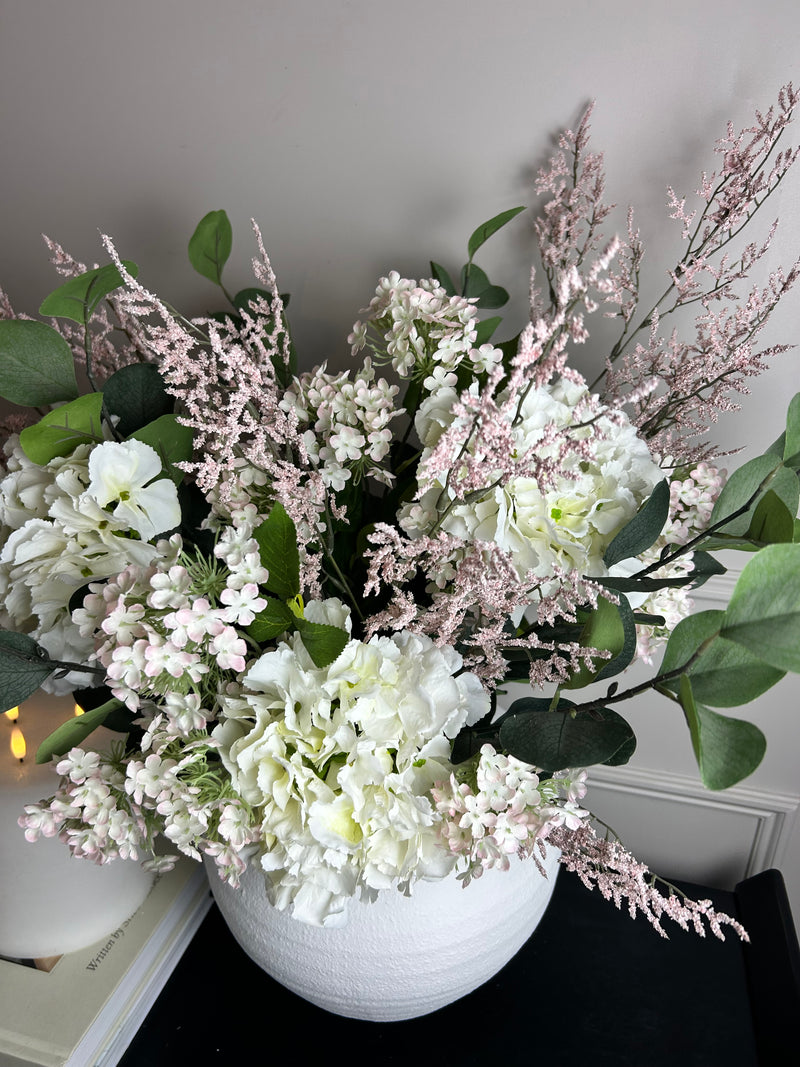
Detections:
1,1,799,915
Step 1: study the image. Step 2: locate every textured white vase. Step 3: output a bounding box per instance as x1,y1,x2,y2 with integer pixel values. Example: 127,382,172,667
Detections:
206,845,560,1021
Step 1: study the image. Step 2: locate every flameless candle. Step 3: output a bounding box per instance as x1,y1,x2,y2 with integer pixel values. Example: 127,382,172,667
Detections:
0,690,152,959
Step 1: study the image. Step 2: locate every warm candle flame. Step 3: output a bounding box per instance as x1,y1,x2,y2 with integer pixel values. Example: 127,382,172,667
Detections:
10,726,26,761
4,707,19,722
74,703,85,717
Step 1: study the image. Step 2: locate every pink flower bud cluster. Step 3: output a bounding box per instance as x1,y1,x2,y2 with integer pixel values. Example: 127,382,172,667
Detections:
431,744,589,885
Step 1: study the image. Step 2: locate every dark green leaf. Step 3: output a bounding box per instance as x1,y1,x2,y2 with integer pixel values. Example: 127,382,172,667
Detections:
562,595,626,690
19,392,105,464
429,262,456,296
678,676,766,790
475,285,510,309
247,598,295,642
188,210,232,286
467,206,526,260
253,502,301,601
233,288,274,315
131,415,193,483
783,393,800,467
460,263,491,300
0,632,55,712
597,708,637,766
688,551,727,589
0,319,79,406
104,363,173,437
604,480,670,566
499,700,632,771
745,489,795,545
720,543,800,672
39,262,139,325
708,454,795,537
294,619,349,668
473,316,502,346
35,699,123,765
659,609,784,707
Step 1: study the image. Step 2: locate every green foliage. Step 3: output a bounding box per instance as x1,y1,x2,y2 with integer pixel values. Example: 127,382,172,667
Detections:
659,609,785,706
720,543,800,672
39,262,138,325
706,453,798,541
253,502,301,601
562,595,630,689
466,206,526,260
103,363,173,437
294,618,349,669
677,676,766,790
498,696,634,771
19,392,105,464
603,480,670,567
131,414,193,483
0,632,55,712
429,261,456,296
188,209,232,286
247,597,295,642
0,319,79,406
35,699,125,765
782,392,800,467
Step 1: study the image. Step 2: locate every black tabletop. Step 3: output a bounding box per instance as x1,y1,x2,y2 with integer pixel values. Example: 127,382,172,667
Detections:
119,867,799,1067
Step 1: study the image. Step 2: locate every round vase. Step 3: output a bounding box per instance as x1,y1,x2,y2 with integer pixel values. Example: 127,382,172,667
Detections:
205,845,561,1021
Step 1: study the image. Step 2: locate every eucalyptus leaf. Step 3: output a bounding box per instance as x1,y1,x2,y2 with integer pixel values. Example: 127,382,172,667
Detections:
188,210,232,286
597,708,637,766
604,480,670,566
707,454,795,537
104,363,173,437
659,609,784,707
499,702,632,771
131,415,193,483
35,699,123,765
19,392,105,464
0,632,55,713
562,595,625,690
783,392,800,466
253,502,301,601
467,206,526,260
0,319,79,406
745,489,795,545
39,262,139,325
678,676,766,790
720,543,800,672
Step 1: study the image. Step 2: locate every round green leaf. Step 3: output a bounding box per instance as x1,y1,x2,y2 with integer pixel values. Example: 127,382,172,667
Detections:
19,392,105,464
0,632,55,712
721,543,800,672
104,362,173,437
188,209,232,286
0,319,79,406
678,676,766,790
39,262,139,325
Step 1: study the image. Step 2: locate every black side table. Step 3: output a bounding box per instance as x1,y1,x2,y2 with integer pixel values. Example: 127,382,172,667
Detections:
119,868,799,1067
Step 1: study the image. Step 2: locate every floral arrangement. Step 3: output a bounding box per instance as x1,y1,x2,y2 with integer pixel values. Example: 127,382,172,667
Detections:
2,85,800,937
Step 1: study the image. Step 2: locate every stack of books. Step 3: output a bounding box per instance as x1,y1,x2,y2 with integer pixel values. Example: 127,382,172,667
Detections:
0,858,211,1067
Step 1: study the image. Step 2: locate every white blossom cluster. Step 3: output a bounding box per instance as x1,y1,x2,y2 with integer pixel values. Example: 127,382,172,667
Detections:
0,436,180,690
432,745,589,885
634,462,725,663
348,272,502,388
74,521,269,712
280,360,401,490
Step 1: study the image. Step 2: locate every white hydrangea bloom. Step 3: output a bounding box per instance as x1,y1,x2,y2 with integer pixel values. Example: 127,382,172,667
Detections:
212,606,489,926
402,377,662,586
86,440,180,541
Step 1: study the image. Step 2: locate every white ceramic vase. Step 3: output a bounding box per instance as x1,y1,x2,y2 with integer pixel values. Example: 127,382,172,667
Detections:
206,845,561,1021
